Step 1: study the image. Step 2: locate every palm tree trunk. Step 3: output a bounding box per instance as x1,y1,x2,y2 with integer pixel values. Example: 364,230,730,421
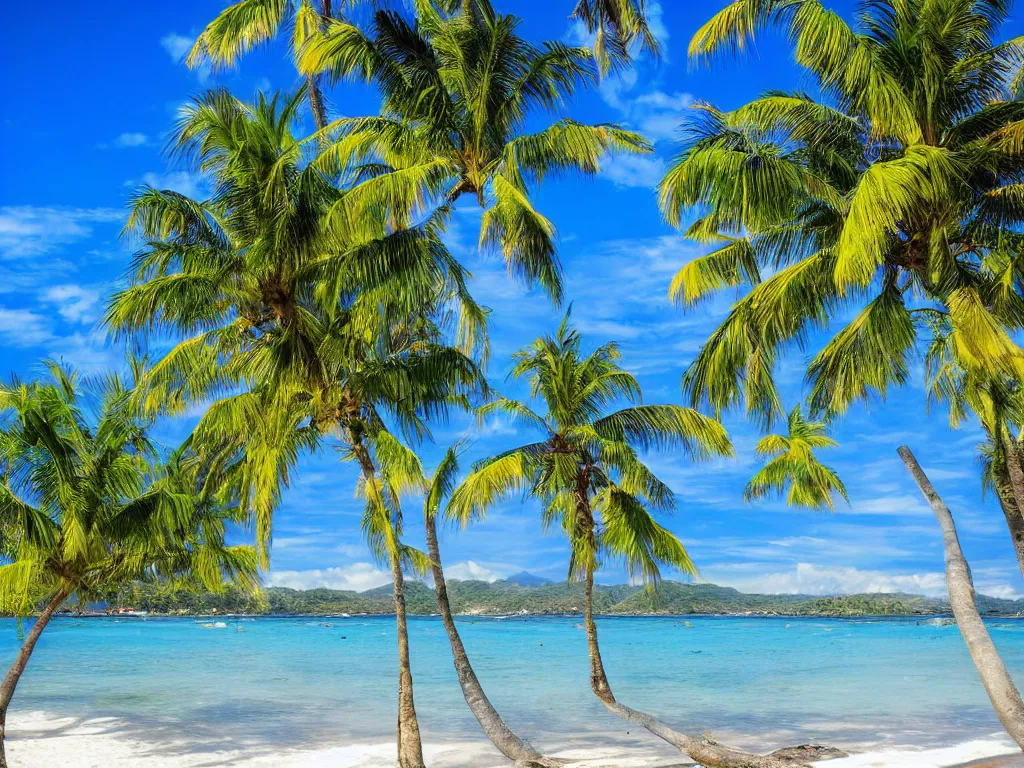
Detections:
389,546,426,768
577,516,840,766
423,513,562,768
307,77,328,131
351,439,425,768
582,568,613,704
899,445,1024,748
306,0,331,131
0,586,69,768
996,485,1024,579
1002,434,1024,522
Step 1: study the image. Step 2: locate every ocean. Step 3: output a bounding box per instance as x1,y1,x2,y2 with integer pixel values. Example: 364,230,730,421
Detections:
4,614,1024,766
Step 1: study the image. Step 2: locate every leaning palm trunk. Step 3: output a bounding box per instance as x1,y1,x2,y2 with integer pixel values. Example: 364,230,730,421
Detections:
0,586,69,768
899,446,1024,748
353,440,425,768
581,569,842,767
307,76,328,131
996,484,1024,579
423,515,563,768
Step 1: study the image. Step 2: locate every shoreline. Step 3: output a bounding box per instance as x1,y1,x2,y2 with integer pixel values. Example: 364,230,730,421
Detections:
60,611,986,620
6,710,1021,768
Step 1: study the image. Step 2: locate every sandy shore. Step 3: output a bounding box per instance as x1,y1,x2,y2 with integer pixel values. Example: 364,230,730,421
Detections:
5,710,1021,767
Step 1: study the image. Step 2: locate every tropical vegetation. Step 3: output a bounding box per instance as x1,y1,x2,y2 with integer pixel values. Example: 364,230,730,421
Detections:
4,0,1024,765
0,364,258,766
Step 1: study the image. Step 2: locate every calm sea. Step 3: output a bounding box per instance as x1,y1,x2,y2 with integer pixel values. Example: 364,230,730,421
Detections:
5,614,1023,757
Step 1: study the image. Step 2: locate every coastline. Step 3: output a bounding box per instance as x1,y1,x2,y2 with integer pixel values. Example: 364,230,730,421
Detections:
6,710,1021,768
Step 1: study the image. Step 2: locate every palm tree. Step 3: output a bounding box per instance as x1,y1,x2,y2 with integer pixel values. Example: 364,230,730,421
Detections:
0,363,259,767
926,314,1024,577
744,406,847,512
665,0,1024,749
898,447,1024,748
444,317,847,768
663,0,1024,432
298,0,654,303
105,88,485,768
570,0,661,75
186,0,335,129
422,444,562,767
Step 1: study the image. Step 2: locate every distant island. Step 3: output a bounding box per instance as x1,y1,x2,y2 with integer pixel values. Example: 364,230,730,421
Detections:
103,575,1024,618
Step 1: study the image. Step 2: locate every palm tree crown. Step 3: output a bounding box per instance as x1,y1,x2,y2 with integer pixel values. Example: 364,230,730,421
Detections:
744,405,847,512
0,363,258,615
450,314,733,583
105,88,484,559
662,0,1024,429
299,0,653,303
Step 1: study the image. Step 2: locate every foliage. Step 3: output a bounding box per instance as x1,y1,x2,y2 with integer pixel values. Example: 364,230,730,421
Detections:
299,0,653,303
0,363,258,616
450,314,733,587
744,406,847,511
101,578,1017,617
664,0,1024,430
106,88,485,565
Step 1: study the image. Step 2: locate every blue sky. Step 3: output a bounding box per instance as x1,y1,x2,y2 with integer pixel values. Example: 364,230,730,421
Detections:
3,0,1022,599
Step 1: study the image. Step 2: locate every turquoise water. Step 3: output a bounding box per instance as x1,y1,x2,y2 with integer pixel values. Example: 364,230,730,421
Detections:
4,615,1023,753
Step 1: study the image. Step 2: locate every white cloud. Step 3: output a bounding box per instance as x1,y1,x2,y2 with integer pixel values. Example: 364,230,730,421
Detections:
160,33,193,63
137,171,208,200
112,132,148,148
161,32,211,84
266,563,392,592
0,206,123,259
445,560,501,582
0,308,56,347
706,562,949,597
40,284,101,323
599,69,692,144
602,154,667,188
846,494,933,517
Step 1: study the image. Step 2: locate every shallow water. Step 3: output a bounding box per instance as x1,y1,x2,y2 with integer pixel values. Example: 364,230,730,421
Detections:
5,614,1023,757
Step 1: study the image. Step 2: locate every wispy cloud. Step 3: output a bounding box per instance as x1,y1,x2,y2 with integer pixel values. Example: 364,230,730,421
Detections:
102,132,149,149
266,563,392,592
0,206,123,259
702,562,949,597
40,284,101,324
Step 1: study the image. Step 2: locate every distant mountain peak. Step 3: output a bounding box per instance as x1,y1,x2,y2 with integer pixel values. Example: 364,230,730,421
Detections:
501,571,551,587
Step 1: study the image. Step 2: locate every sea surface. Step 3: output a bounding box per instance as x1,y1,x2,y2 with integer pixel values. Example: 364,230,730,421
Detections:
4,614,1024,764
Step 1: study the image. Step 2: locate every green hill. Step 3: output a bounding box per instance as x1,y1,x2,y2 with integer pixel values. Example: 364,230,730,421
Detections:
103,579,1024,618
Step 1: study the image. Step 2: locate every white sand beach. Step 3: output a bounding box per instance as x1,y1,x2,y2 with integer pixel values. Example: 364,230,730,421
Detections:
6,711,1022,768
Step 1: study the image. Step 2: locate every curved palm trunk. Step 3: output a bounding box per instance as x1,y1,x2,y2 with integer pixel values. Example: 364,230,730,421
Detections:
1000,435,1024,579
582,568,613,704
0,586,69,768
352,440,425,768
424,514,563,767
899,446,1024,748
996,485,1024,579
579,570,842,767
576,501,842,767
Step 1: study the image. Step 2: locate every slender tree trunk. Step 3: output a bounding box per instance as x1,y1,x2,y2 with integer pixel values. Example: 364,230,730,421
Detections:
1002,434,1024,524
582,567,613,704
996,485,1024,580
899,445,1024,749
306,0,331,131
0,586,70,768
389,546,426,768
575,503,841,766
351,439,425,768
307,77,328,131
424,514,563,767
